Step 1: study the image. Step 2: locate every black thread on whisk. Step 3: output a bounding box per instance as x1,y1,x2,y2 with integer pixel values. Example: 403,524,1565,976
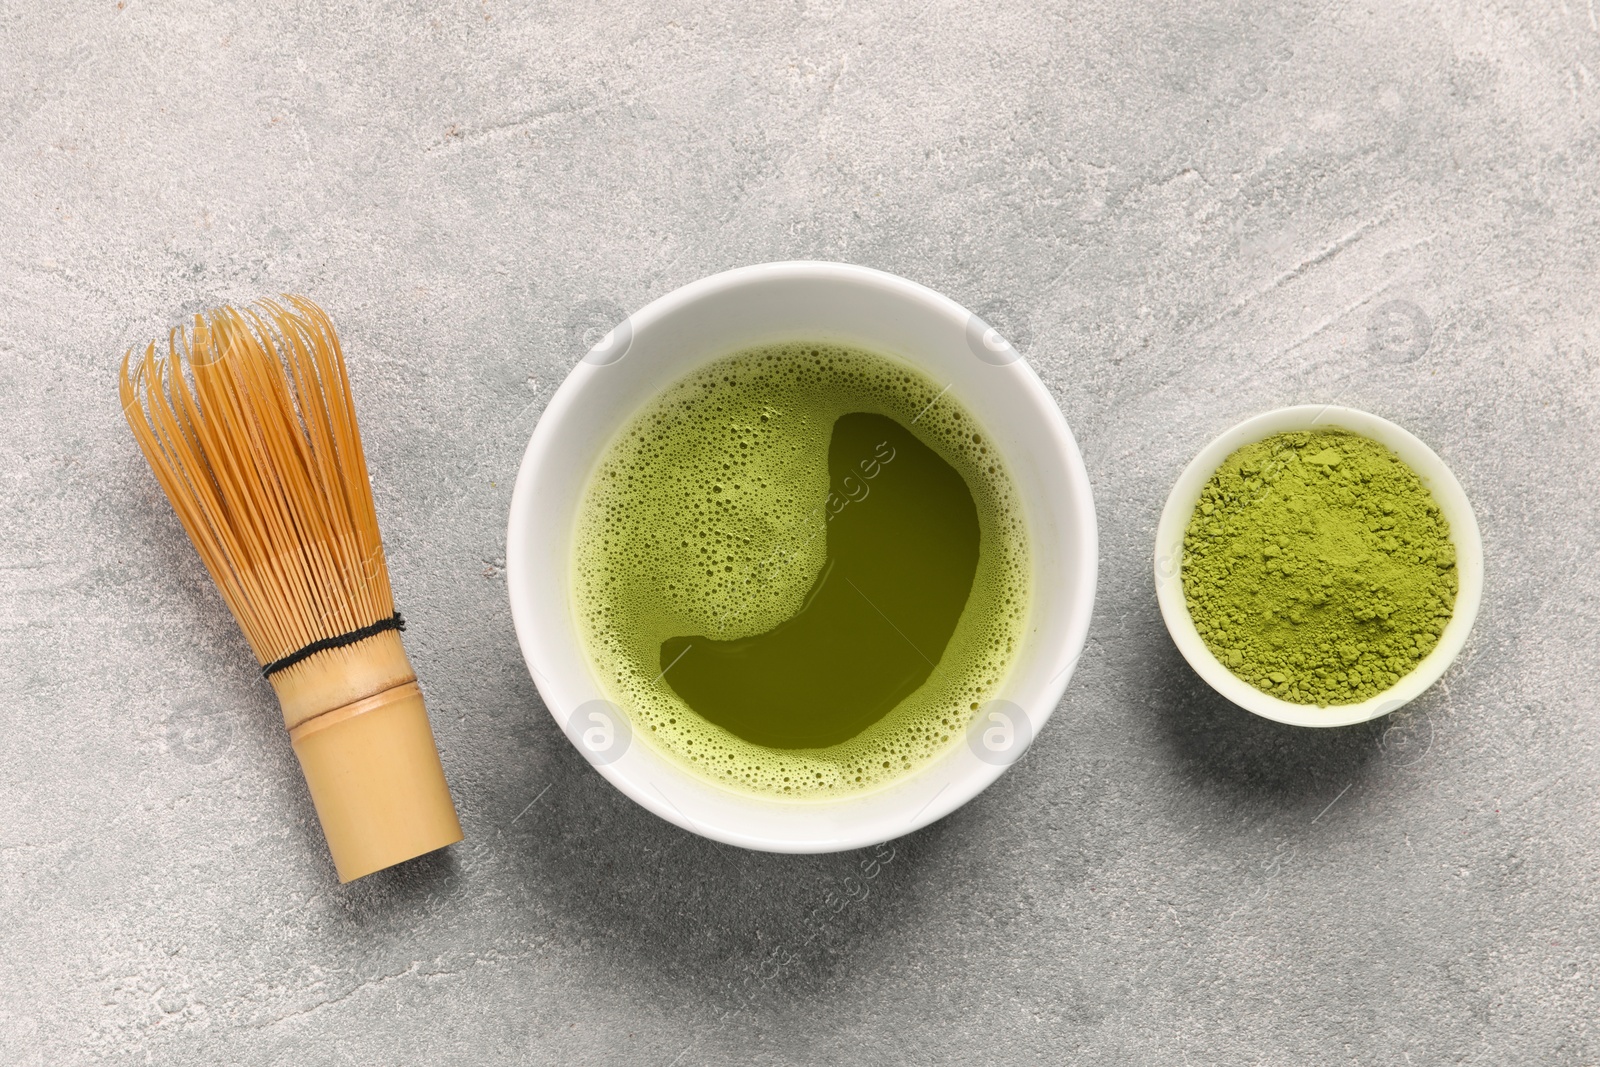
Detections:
261,613,407,677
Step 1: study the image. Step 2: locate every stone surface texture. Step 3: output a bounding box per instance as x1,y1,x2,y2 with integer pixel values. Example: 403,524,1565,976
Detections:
2,1,1597,1063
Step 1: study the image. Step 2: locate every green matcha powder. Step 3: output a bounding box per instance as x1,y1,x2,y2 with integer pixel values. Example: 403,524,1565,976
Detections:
1181,430,1458,706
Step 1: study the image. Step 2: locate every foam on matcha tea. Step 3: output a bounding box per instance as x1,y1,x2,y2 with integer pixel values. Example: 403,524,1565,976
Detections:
572,342,1030,799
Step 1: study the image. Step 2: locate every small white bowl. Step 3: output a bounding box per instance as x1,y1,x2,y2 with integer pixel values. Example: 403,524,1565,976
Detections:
1153,405,1483,728
507,262,1097,851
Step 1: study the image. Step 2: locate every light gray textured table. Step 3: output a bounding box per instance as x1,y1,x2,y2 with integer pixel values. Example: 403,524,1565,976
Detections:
3,2,1597,1063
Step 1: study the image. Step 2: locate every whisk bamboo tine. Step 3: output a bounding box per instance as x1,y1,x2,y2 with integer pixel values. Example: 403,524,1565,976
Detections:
121,297,462,882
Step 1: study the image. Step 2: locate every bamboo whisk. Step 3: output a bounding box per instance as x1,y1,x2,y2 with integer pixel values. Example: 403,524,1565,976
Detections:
120,297,462,882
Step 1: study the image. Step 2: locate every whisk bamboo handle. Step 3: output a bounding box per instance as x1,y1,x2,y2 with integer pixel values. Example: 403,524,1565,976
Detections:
270,630,461,882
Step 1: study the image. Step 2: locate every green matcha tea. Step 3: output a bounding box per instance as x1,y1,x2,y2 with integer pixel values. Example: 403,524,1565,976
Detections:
572,342,1030,799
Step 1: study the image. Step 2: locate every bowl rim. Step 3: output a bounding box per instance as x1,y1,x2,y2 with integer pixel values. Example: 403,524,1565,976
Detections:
506,261,1099,850
1152,403,1483,728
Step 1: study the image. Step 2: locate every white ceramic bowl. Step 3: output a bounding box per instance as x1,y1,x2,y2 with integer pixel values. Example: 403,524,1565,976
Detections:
1154,404,1482,728
506,262,1097,851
